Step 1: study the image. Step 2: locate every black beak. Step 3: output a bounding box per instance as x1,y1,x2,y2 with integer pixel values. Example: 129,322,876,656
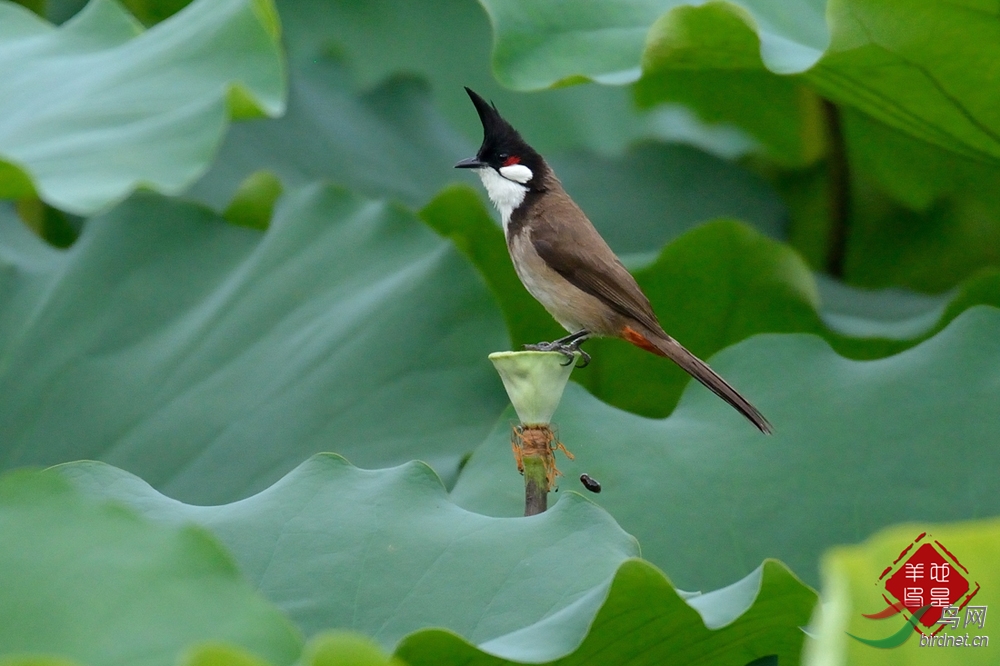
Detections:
455,156,486,169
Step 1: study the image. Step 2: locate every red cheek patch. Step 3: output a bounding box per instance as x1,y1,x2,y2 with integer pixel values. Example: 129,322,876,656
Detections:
503,155,521,166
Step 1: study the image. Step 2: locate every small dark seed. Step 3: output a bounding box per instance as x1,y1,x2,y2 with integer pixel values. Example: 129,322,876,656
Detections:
579,473,601,493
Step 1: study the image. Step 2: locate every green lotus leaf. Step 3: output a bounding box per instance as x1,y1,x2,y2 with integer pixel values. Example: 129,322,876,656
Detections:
453,306,1000,593
841,110,1000,292
189,55,785,250
424,189,1000,416
0,185,507,503
397,559,816,666
56,454,641,661
484,0,1000,164
546,141,785,260
302,633,405,666
812,273,953,341
179,633,404,666
180,644,272,666
808,0,1000,162
639,5,1000,289
0,658,82,666
634,3,827,167
271,0,716,156
0,470,301,666
118,0,192,26
480,0,827,88
222,170,283,231
489,0,1000,291
804,518,1000,665
576,215,824,417
0,0,285,214
187,60,471,211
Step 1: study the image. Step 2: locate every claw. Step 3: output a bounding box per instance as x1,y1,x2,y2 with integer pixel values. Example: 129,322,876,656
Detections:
524,340,580,366
561,348,591,368
524,330,593,368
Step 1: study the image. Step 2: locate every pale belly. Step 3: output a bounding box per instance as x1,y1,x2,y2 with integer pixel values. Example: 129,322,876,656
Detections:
508,232,616,335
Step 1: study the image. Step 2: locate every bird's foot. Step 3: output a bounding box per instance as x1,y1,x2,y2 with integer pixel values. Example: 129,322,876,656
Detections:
523,339,591,368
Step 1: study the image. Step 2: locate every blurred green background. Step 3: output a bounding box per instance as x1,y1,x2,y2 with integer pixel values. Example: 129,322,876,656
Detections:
2,1,998,664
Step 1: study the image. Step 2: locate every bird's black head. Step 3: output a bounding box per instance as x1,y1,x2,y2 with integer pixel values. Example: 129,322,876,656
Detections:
455,87,546,190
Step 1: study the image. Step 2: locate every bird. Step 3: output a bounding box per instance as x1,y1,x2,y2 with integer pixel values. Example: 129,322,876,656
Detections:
455,87,772,434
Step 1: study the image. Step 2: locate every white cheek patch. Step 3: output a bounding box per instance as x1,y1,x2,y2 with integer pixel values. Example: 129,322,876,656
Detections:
499,163,533,184
476,167,527,236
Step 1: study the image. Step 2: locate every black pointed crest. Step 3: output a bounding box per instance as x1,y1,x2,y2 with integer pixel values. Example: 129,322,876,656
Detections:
460,87,546,188
465,87,513,142
463,87,535,161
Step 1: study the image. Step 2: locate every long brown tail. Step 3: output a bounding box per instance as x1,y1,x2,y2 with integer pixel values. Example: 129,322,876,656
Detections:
622,326,772,434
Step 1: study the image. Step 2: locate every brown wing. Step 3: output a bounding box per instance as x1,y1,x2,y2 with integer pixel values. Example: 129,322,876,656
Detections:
524,182,772,434
526,189,663,334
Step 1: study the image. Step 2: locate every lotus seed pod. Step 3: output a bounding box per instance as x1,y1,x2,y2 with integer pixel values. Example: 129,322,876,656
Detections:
488,351,577,425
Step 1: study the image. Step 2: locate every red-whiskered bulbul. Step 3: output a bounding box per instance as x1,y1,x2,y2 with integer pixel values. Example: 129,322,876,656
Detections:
456,87,772,434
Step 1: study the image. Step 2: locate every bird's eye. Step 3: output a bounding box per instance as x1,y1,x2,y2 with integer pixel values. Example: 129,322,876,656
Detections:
498,153,508,161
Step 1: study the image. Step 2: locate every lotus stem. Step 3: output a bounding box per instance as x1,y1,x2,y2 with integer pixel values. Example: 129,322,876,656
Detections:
489,351,577,516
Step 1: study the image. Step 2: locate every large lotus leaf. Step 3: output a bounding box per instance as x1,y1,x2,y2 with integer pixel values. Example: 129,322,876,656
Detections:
635,6,1000,290
578,216,968,416
638,69,826,168
0,185,507,504
546,141,785,259
482,0,827,89
270,0,739,158
808,0,1000,162
189,54,786,249
576,215,825,417
190,0,784,239
398,559,816,665
423,188,1000,416
804,518,1000,665
841,110,1000,292
635,2,828,168
484,0,1000,165
186,59,470,211
634,0,830,169
56,456,816,664
0,470,301,666
453,306,1000,593
479,0,828,167
56,454,642,662
0,0,285,215
813,273,954,341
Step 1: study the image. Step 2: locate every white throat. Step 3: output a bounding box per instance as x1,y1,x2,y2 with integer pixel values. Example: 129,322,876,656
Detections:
476,167,528,236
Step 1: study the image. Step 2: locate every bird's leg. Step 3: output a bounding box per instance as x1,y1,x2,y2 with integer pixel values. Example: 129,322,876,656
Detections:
556,330,592,367
524,330,592,367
